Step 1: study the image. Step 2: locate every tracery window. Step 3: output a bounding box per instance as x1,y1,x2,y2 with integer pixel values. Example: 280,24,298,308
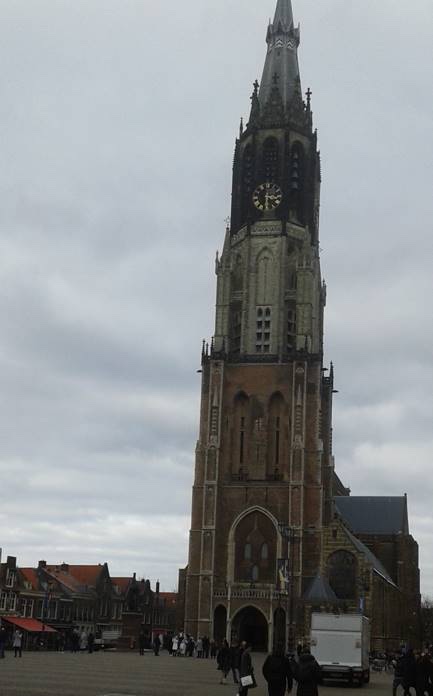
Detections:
262,138,279,182
328,550,357,600
242,146,254,221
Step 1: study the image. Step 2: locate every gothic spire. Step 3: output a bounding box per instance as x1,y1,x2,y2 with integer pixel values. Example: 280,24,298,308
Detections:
273,0,294,30
259,0,301,111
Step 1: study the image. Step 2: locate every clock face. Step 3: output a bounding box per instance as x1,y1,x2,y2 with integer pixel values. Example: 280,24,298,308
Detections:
253,182,283,211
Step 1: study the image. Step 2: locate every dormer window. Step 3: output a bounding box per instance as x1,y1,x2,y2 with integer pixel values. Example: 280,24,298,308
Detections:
6,569,15,588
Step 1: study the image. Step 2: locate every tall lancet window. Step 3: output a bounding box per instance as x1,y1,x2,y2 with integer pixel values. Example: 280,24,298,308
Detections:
241,145,254,221
233,393,249,474
290,142,304,222
268,393,285,477
287,301,297,351
262,138,279,182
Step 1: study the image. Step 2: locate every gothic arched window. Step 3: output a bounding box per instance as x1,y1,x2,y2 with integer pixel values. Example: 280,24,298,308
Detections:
290,143,304,223
267,393,286,477
233,393,249,473
262,138,279,182
234,512,277,584
290,143,304,192
328,550,357,600
242,145,254,221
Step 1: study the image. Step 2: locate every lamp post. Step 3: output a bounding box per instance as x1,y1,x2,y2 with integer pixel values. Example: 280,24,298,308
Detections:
278,523,297,652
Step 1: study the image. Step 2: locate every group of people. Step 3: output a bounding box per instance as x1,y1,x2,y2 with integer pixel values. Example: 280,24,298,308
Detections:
216,639,320,696
167,633,215,658
393,647,433,696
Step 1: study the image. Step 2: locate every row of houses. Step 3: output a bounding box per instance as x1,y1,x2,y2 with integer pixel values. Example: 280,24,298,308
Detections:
0,552,177,649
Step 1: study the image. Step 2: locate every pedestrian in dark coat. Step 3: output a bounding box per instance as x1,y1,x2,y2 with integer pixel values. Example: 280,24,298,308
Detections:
291,651,320,696
403,649,418,696
263,643,293,696
239,643,256,696
0,626,7,658
415,653,433,696
217,639,232,684
138,631,146,656
153,635,160,656
230,640,241,684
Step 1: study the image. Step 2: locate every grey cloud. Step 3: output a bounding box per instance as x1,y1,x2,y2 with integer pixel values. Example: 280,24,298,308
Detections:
0,0,432,592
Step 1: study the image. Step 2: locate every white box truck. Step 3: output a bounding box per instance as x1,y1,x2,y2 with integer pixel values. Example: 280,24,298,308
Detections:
310,613,370,686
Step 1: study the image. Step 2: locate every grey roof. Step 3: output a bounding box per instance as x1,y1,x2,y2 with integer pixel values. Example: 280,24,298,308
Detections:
303,574,338,603
342,526,397,588
259,0,301,110
334,496,409,536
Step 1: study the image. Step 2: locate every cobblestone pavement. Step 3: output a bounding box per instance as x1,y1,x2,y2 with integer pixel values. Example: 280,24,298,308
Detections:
0,651,392,696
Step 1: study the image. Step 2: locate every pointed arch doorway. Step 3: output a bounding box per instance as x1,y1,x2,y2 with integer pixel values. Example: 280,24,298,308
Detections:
231,606,268,651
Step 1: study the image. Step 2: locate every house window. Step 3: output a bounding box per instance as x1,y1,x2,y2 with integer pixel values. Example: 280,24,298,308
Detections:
261,543,269,560
256,307,271,353
20,598,34,618
251,565,259,582
1,591,17,612
6,569,15,588
244,543,252,560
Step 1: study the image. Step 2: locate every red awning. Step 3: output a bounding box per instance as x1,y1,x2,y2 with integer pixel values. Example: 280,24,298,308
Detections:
2,617,57,633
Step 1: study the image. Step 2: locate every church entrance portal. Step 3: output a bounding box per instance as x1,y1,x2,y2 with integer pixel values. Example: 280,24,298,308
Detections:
231,606,268,652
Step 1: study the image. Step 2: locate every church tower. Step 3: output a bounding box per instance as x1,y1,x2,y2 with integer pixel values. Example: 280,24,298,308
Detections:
184,0,335,650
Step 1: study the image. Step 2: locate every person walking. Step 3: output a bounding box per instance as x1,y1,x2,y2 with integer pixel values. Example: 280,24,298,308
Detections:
415,653,433,696
263,643,293,696
13,629,23,658
138,630,146,656
80,630,88,652
239,643,256,695
153,634,160,656
403,649,418,696
291,649,320,696
203,635,210,659
230,640,241,685
394,651,411,696
217,639,232,684
0,626,7,658
87,632,95,654
196,636,203,658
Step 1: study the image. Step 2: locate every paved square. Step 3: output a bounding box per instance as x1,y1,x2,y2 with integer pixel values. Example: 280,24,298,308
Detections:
0,652,391,696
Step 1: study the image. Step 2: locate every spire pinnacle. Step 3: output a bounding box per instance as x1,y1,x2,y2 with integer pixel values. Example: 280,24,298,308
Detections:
259,0,301,114
273,0,294,31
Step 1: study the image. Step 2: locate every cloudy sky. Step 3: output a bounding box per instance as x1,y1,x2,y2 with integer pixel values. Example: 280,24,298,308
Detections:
0,0,432,594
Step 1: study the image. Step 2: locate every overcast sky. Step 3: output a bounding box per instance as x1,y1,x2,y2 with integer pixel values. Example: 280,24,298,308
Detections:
0,0,432,595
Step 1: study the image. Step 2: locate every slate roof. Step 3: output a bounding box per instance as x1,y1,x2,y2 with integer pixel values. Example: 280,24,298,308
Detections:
342,527,396,588
303,574,338,603
334,496,409,536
